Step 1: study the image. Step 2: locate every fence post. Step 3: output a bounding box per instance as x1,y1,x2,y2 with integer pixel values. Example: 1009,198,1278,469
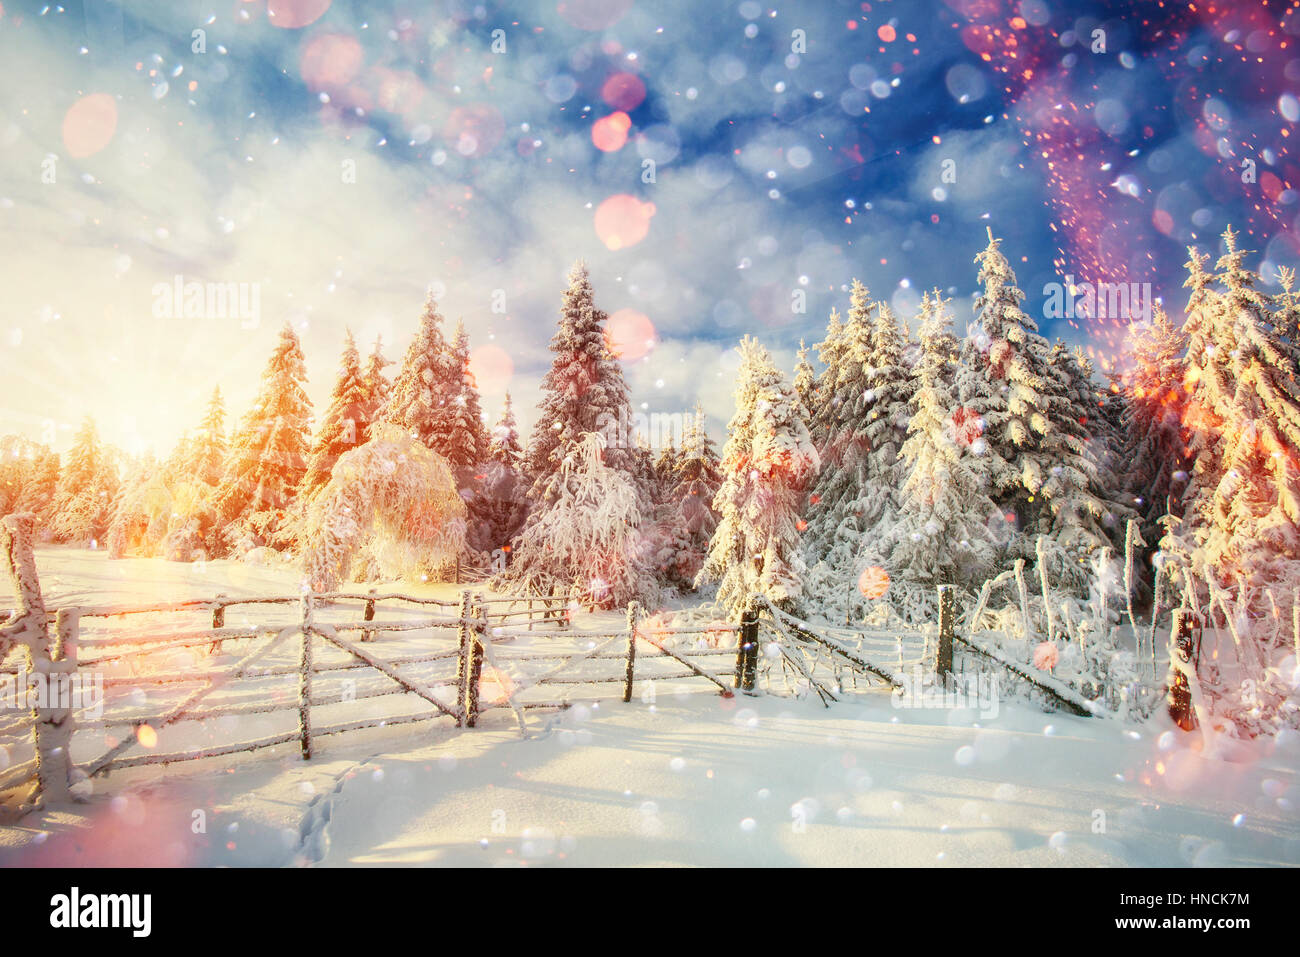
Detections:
1167,609,1198,732
36,607,80,804
736,603,759,694
455,590,472,726
623,601,641,703
362,588,376,642
464,596,485,728
298,593,314,760
935,585,955,685
565,584,579,629
0,514,62,805
209,593,227,654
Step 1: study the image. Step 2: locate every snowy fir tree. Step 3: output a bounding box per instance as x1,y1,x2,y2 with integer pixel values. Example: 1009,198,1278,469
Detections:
383,292,460,456
488,392,524,467
793,338,816,417
523,262,639,504
466,393,529,556
185,386,228,488
504,431,655,609
48,416,119,546
13,447,59,530
1169,228,1300,613
882,291,999,598
959,228,1115,589
697,337,819,615
106,456,172,559
443,320,491,472
1122,303,1191,545
361,335,392,442
302,330,371,500
657,404,722,588
212,322,313,551
803,283,876,560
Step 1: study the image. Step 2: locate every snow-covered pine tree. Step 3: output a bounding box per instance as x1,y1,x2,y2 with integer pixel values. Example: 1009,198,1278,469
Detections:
793,338,816,417
14,447,59,530
653,435,679,500
524,262,638,505
661,403,722,588
504,431,655,609
1122,303,1191,544
302,330,370,499
467,394,529,556
212,322,313,551
185,386,228,488
1180,228,1300,606
443,320,490,472
959,228,1114,586
860,298,914,525
488,392,524,467
883,290,999,600
384,293,459,454
361,335,392,441
804,282,875,560
808,307,845,453
106,456,172,559
696,337,819,615
48,417,119,546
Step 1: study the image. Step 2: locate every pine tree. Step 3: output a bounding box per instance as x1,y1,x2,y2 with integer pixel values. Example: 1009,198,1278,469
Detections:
883,290,999,593
361,336,392,441
213,323,313,549
659,404,722,587
15,448,59,528
793,338,816,416
696,337,819,615
524,262,638,504
1178,228,1300,600
466,394,528,556
505,431,654,609
1123,303,1191,543
184,386,227,488
442,320,490,471
385,293,459,454
303,330,371,498
958,228,1114,583
488,392,524,467
653,435,679,499
48,416,119,545
804,283,876,560
862,298,914,525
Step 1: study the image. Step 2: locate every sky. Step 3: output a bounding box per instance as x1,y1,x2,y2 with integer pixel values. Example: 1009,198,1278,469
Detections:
1,0,1298,457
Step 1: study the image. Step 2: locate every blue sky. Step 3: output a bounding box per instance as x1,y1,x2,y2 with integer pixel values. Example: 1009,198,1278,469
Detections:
1,0,1295,454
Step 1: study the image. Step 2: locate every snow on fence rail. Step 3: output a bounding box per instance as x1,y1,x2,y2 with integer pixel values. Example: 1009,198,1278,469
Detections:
751,588,1111,718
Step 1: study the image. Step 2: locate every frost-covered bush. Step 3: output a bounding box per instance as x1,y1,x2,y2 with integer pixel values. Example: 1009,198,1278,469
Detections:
302,423,467,591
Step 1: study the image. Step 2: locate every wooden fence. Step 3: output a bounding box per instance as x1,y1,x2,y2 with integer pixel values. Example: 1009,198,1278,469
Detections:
0,521,748,809
2,511,1115,811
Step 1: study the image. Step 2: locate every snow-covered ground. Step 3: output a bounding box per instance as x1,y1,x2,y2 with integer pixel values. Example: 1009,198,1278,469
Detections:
1,548,1298,867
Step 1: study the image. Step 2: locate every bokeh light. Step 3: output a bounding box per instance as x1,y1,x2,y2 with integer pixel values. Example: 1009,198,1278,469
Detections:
594,194,655,250
604,309,657,360
62,93,117,158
